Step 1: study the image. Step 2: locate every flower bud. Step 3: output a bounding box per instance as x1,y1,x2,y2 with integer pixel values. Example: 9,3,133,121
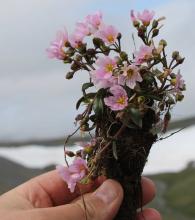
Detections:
93,38,104,48
75,54,82,61
71,61,81,71
66,71,75,79
172,51,180,60
138,25,146,38
133,20,140,28
65,41,71,47
100,45,110,55
152,20,159,28
87,48,96,56
117,33,122,40
63,57,72,64
170,73,176,78
159,39,167,47
176,94,184,101
176,56,185,64
65,150,75,157
120,51,128,61
78,43,87,54
167,97,175,105
76,150,82,157
152,29,159,37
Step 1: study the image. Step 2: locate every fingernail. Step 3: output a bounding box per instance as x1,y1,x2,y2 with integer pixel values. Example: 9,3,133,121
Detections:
94,180,118,204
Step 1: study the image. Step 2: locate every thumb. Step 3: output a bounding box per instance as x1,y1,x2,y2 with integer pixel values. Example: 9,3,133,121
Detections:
71,179,124,220
33,179,123,220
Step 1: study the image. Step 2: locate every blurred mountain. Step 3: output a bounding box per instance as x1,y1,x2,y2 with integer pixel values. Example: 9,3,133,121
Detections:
0,157,55,194
148,162,195,220
0,157,195,219
0,117,195,147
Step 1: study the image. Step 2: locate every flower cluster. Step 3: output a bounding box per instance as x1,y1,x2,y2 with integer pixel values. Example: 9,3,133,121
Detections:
47,10,185,193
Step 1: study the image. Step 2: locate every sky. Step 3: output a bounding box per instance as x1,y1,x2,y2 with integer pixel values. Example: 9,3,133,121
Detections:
0,0,195,142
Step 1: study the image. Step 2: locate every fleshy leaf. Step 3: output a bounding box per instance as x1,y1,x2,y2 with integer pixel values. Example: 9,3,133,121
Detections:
128,107,142,128
82,82,94,96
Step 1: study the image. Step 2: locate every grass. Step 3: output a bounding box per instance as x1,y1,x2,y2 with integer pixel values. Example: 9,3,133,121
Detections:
148,167,195,220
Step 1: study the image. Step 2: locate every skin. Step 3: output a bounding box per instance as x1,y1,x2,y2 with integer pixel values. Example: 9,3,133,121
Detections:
0,170,162,220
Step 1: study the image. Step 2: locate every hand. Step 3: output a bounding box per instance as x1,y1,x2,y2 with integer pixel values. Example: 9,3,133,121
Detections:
0,170,161,220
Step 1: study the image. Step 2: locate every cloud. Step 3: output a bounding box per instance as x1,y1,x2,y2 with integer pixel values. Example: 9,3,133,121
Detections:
0,0,194,141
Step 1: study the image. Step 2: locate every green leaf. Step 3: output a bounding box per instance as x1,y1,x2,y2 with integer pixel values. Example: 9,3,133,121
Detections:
82,82,94,96
93,89,106,117
112,141,118,160
128,108,142,128
76,93,96,110
76,96,85,110
93,96,104,117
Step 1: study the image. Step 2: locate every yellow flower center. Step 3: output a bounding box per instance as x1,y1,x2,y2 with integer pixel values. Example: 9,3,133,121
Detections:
107,35,114,43
116,96,126,105
105,63,114,73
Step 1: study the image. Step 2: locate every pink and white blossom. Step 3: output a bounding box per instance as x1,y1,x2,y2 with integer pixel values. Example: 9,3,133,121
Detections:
90,70,117,89
118,63,142,89
75,21,91,36
134,45,153,65
95,56,117,79
172,71,185,92
137,10,155,26
95,25,119,45
56,157,88,193
85,11,103,31
46,29,68,60
69,31,85,48
130,10,137,23
104,85,128,111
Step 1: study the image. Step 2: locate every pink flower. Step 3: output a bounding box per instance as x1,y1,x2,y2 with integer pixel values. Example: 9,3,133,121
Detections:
90,70,117,89
75,21,91,36
95,56,117,79
134,45,153,65
95,24,119,45
130,10,155,26
85,11,103,31
104,85,128,111
46,29,68,60
172,71,185,92
137,10,155,26
118,63,142,89
56,157,88,193
130,10,137,23
69,31,85,48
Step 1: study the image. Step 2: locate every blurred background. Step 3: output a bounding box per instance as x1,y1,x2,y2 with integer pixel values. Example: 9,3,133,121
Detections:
0,0,195,219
